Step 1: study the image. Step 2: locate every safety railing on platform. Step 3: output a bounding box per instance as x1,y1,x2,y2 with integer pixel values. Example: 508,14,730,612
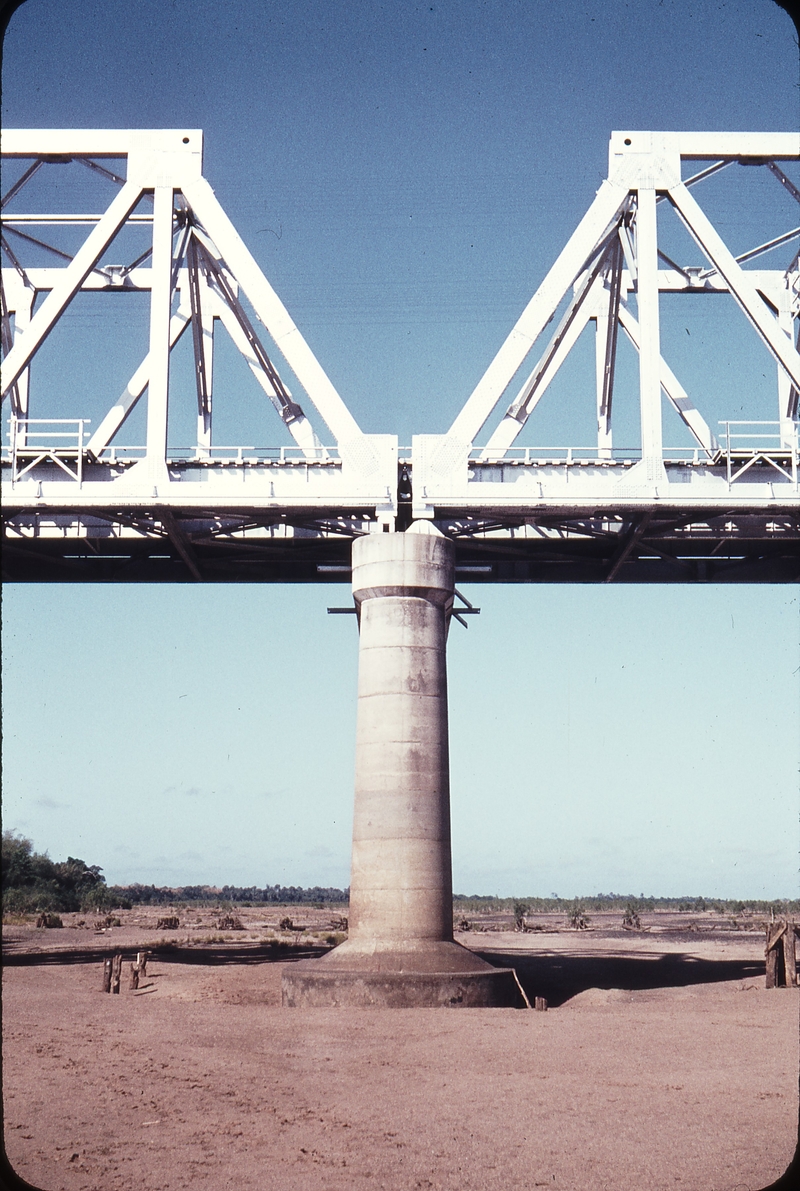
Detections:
166,445,340,463
5,417,91,486
97,445,341,463
4,422,797,486
1,431,344,470
469,446,710,465
718,421,798,489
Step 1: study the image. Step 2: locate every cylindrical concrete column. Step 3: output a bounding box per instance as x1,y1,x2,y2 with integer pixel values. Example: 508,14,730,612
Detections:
282,524,518,1007
348,523,454,946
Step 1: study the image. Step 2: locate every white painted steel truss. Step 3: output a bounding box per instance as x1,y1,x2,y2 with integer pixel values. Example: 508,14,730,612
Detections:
1,129,397,524
2,130,799,582
413,131,800,518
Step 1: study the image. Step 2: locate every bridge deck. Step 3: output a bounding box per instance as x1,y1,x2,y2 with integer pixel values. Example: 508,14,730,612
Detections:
3,447,797,584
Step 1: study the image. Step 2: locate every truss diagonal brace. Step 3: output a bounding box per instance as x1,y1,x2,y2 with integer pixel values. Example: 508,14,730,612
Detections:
159,509,202,581
605,513,652,583
766,161,800,206
0,278,20,413
212,300,322,457
186,236,212,420
0,180,142,396
482,269,607,456
616,302,716,454
193,236,300,421
86,302,192,459
449,180,629,444
181,176,363,445
598,236,624,422
668,182,800,401
507,238,616,423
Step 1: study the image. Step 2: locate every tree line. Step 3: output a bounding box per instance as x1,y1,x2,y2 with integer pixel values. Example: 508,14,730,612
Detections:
1,832,348,913
453,893,800,916
4,832,795,917
2,832,117,913
113,882,350,906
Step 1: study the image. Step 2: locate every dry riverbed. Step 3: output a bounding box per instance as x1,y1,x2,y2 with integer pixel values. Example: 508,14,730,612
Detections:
2,907,797,1190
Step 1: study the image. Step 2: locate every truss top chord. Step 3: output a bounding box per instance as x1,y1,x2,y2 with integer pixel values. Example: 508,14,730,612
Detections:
609,130,800,163
1,129,204,158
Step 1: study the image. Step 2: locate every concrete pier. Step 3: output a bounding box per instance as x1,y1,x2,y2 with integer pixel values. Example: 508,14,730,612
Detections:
282,524,517,1007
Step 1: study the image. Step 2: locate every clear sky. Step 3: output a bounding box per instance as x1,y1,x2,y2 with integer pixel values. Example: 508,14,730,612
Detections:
2,0,798,899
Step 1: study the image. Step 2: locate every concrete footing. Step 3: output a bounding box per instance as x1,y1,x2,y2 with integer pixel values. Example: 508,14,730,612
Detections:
282,962,519,1008
282,524,515,1008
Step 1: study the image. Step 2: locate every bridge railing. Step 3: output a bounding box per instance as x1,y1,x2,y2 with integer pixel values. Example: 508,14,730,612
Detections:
1,431,346,468
718,421,798,489
469,446,703,464
5,417,91,486
4,420,797,488
163,445,341,464
90,445,343,463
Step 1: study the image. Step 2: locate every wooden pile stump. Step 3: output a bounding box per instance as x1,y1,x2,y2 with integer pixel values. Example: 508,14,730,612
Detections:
765,921,798,988
129,951,148,989
111,954,122,994
101,951,148,993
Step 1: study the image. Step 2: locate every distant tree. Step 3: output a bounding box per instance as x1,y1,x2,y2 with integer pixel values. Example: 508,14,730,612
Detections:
2,831,35,890
1,831,127,913
622,902,641,930
567,901,589,930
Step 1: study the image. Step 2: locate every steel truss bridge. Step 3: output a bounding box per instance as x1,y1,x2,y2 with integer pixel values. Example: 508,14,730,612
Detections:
2,129,799,583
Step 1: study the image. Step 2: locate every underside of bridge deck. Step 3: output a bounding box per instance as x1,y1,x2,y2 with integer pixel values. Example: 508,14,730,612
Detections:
2,505,798,584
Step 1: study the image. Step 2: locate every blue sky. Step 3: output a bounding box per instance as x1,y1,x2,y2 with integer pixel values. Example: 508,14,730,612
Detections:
2,0,799,897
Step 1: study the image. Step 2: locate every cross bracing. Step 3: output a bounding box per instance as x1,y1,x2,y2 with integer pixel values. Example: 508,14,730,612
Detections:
2,129,799,582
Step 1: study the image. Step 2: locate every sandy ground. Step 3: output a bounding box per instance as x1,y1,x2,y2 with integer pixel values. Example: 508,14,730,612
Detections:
2,908,798,1191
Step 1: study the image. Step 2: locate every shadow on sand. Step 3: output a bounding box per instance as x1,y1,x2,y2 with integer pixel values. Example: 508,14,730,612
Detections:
2,940,765,1007
1,941,328,968
477,948,765,1007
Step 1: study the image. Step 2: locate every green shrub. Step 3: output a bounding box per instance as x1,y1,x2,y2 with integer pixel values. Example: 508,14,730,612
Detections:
567,902,589,930
35,909,62,928
36,913,63,928
513,902,530,931
622,903,641,929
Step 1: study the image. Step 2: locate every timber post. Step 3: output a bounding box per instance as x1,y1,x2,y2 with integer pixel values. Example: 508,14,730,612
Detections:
765,921,798,988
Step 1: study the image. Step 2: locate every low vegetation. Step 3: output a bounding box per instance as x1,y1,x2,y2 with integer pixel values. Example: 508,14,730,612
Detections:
567,901,590,930
4,831,797,924
108,882,350,906
453,893,800,917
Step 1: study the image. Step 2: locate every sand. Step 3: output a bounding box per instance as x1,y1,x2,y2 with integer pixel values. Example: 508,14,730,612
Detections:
2,908,798,1190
